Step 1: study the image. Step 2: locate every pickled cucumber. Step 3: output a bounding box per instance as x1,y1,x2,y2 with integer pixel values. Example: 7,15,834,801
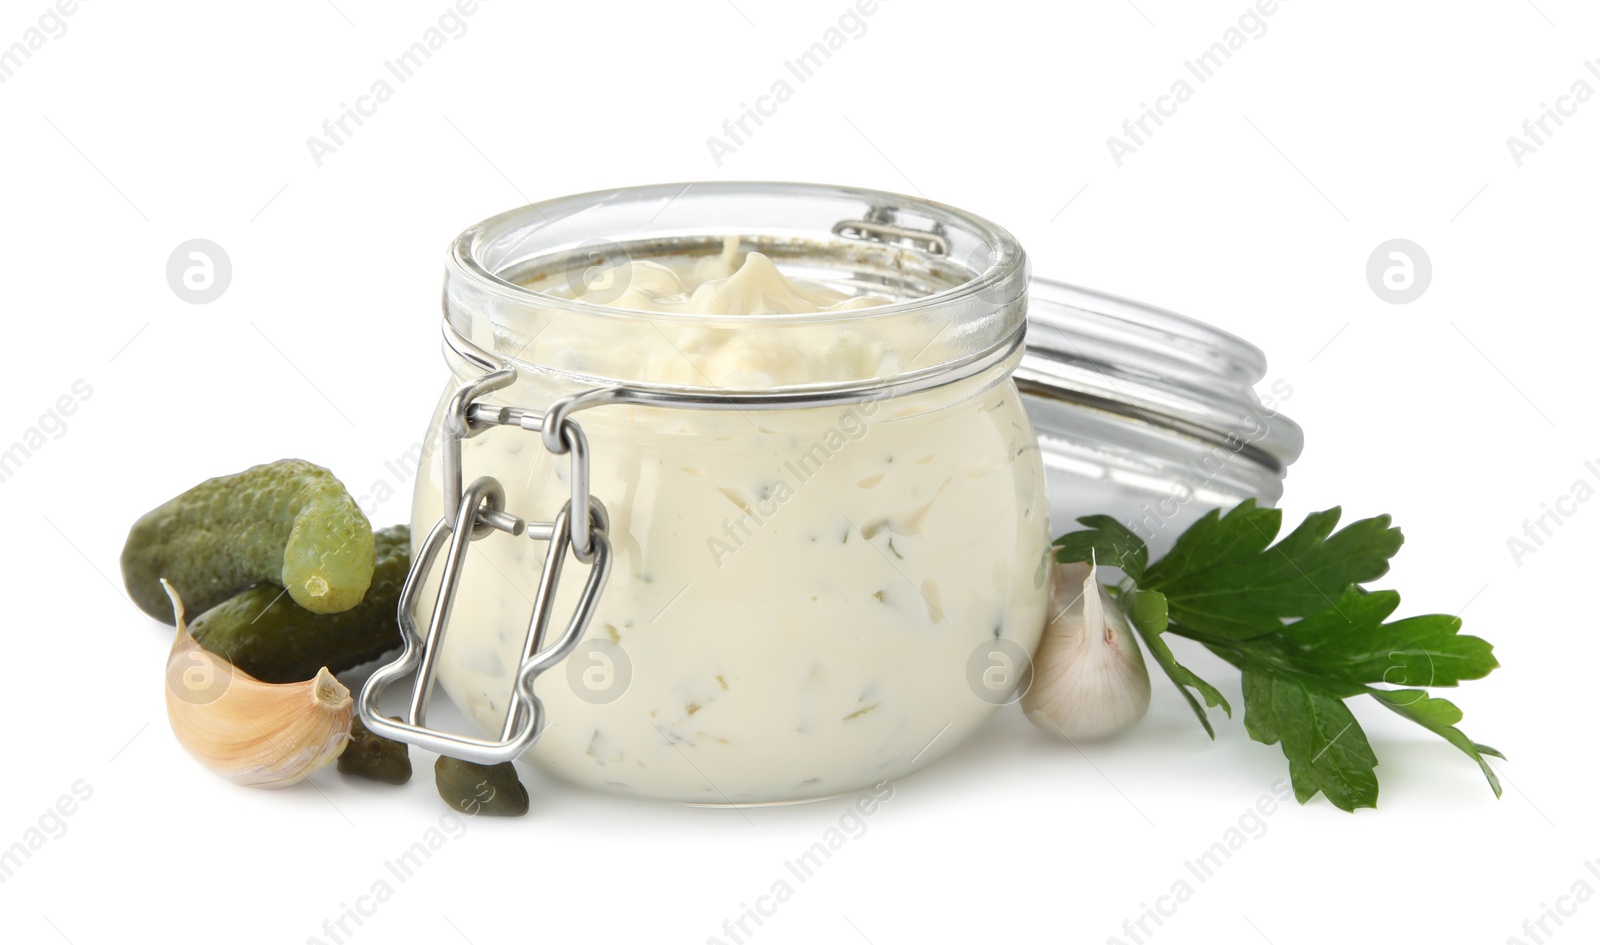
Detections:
338,715,413,785
122,460,375,623
184,525,409,683
435,757,529,816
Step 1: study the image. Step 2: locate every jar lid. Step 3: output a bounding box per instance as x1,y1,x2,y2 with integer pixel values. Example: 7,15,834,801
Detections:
1018,277,1303,477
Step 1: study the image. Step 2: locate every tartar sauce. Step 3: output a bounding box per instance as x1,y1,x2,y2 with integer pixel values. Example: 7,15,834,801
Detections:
417,239,1049,802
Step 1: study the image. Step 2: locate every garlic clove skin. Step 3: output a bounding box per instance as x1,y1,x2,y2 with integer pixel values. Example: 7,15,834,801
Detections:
1021,557,1152,741
162,580,353,788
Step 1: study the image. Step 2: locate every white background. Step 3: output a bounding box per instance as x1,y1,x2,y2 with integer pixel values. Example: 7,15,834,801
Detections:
2,1,1595,943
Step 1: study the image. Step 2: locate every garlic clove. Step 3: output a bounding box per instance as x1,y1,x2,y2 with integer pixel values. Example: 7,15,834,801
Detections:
162,579,353,789
1021,556,1152,740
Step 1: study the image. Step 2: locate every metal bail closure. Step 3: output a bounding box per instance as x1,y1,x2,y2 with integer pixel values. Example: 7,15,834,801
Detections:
832,205,950,256
358,478,612,766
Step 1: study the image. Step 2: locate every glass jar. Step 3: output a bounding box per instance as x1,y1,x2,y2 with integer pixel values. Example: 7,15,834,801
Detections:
398,183,1050,803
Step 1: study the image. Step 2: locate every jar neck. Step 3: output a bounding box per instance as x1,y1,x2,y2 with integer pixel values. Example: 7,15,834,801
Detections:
442,182,1028,395
433,336,1026,461
444,311,1022,398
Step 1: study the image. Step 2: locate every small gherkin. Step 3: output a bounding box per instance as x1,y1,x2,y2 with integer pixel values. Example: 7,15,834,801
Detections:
185,525,410,683
122,459,376,623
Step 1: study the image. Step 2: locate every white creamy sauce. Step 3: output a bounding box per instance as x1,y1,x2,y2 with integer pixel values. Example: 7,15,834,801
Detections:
417,239,1049,802
599,236,888,317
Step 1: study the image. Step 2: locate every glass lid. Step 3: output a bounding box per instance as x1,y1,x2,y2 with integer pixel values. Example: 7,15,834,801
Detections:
1018,278,1304,472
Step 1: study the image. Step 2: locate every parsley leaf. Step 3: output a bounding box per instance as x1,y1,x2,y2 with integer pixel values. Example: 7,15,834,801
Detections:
1138,500,1281,587
1242,669,1380,812
1052,500,1501,811
1275,586,1498,688
1142,500,1404,639
1367,690,1504,798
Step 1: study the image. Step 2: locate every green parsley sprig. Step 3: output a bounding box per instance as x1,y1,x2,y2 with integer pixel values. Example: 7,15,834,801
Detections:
1053,499,1502,812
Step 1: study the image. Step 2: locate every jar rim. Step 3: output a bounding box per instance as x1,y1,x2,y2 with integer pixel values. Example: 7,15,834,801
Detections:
1018,277,1305,469
446,180,1027,326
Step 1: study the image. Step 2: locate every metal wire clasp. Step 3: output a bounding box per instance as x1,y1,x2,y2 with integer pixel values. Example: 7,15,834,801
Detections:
357,328,613,766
